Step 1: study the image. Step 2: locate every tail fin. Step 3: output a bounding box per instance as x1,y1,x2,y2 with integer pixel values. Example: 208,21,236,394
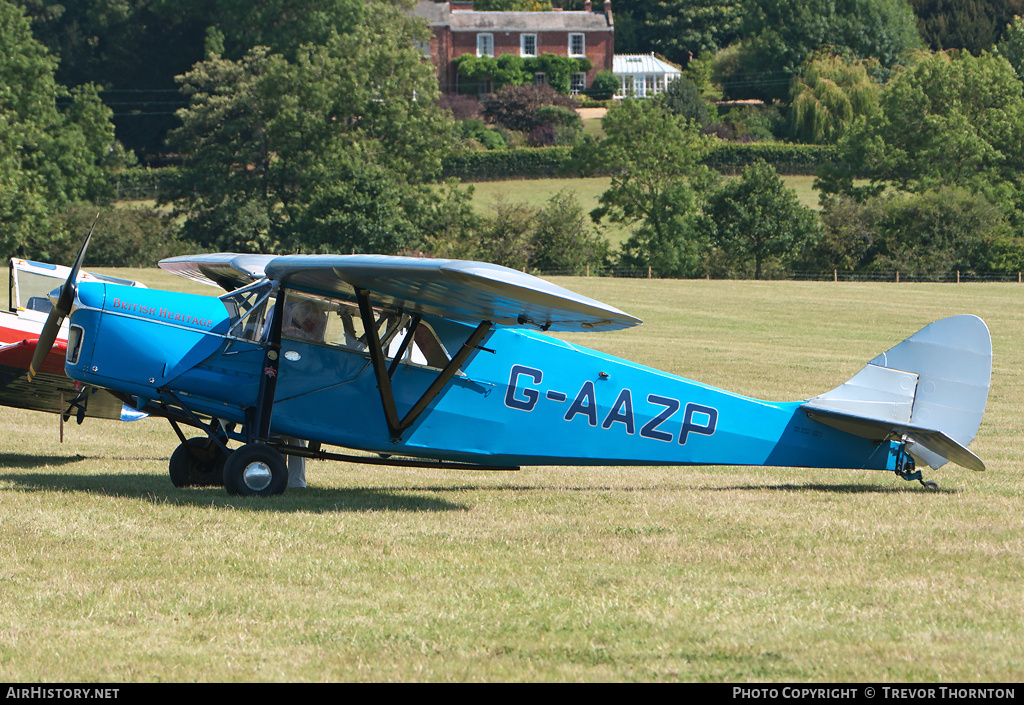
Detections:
801,315,991,471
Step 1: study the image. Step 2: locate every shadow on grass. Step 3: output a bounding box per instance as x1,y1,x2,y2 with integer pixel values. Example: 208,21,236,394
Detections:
0,453,87,468
711,482,956,494
1,451,950,509
0,471,470,513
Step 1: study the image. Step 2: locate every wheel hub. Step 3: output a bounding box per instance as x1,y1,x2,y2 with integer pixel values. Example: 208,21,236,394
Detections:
242,461,273,491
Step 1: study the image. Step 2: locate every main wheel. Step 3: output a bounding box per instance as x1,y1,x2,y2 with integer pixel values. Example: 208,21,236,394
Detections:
223,443,288,497
169,437,228,488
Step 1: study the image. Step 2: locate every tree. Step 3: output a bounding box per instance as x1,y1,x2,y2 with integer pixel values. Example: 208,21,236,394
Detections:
995,15,1024,84
643,0,742,66
870,188,1010,276
1,0,127,258
908,0,1024,54
702,160,820,279
529,191,609,274
574,99,715,277
661,76,713,128
15,0,367,159
818,50,1024,200
789,53,882,143
476,200,536,270
726,0,922,101
166,1,459,255
455,54,591,95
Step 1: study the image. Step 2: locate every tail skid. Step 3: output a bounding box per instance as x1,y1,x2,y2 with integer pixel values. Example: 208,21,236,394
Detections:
801,315,992,473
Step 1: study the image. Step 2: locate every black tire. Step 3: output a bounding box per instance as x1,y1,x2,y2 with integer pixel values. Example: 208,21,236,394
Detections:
223,443,288,497
169,437,228,488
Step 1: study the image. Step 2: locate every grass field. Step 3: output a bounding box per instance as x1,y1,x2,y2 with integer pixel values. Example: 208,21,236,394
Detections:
1,268,1022,682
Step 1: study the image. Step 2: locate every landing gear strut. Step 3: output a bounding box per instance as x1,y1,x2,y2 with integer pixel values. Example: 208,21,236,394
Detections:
894,442,939,489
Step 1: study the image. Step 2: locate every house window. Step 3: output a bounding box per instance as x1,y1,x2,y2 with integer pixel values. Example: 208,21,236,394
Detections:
569,33,585,57
521,34,537,57
477,33,494,57
534,72,547,86
571,72,586,95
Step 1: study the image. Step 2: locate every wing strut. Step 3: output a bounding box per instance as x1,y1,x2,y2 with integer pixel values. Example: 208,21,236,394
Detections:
356,288,492,441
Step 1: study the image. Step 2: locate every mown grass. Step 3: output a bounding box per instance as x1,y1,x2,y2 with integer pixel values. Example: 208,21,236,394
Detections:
1,270,1022,682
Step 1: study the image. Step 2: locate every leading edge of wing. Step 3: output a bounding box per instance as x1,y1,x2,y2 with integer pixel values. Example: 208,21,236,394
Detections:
159,254,276,291
264,254,643,332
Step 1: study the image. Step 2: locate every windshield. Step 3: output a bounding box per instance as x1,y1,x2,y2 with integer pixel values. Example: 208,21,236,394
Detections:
219,279,275,341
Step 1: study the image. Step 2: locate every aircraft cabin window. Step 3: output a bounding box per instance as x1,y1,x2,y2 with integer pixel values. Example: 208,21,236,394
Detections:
280,291,451,370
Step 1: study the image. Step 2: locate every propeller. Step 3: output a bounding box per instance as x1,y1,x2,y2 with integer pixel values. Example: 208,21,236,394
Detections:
26,216,97,382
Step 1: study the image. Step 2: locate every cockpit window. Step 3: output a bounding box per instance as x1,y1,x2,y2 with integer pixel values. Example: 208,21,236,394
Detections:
10,267,60,313
220,280,274,341
280,290,451,370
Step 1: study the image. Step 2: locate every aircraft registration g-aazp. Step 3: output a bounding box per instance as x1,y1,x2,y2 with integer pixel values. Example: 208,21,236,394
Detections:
28,233,992,496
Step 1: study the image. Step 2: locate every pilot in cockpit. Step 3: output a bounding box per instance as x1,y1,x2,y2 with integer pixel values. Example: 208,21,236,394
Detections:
283,299,327,342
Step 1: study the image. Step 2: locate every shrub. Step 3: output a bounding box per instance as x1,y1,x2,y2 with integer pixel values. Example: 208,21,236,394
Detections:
483,84,578,132
813,188,1016,277
438,94,483,121
526,124,557,147
460,118,507,150
661,77,712,128
586,70,619,100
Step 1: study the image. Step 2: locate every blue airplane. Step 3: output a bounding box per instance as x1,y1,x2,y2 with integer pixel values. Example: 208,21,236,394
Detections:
28,235,992,496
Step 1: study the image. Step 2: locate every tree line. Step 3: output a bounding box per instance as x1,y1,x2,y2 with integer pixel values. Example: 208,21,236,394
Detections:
4,0,1024,280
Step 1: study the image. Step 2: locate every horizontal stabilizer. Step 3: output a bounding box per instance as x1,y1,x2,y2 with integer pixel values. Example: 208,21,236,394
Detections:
801,315,991,471
803,407,985,472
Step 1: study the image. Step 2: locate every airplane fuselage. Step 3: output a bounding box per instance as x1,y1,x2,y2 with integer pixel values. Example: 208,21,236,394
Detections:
66,281,901,472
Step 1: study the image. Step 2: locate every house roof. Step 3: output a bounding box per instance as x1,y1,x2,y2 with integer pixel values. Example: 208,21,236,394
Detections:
613,54,681,75
412,1,612,32
413,1,452,24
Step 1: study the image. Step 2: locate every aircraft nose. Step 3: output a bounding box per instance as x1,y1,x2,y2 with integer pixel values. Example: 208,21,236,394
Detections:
46,284,63,306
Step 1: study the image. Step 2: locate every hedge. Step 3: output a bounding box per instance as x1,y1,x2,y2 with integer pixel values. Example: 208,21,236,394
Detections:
108,143,839,195
441,142,840,180
441,146,575,180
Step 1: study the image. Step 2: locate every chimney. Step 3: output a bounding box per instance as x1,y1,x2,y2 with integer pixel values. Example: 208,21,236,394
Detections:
604,0,612,23
451,1,473,12
584,0,592,10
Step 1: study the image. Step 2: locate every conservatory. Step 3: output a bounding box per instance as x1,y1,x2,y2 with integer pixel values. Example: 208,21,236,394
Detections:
613,54,682,97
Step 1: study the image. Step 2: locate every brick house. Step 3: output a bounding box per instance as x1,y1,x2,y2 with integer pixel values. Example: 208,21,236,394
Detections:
413,1,615,96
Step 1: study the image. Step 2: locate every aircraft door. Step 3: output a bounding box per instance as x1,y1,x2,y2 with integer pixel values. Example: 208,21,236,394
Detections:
271,291,454,447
